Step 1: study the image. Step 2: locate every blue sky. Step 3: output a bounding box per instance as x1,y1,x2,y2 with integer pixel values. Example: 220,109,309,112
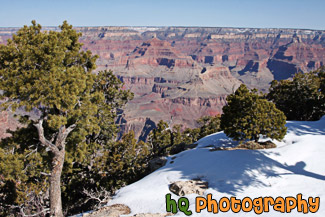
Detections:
0,0,324,30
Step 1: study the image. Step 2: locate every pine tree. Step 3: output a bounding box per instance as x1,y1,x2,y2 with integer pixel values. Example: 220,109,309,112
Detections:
267,68,325,121
0,21,132,216
197,115,221,139
221,84,287,143
96,131,151,190
148,120,171,156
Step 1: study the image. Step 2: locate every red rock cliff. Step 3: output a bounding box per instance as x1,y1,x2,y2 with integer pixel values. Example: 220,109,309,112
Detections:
1,27,325,140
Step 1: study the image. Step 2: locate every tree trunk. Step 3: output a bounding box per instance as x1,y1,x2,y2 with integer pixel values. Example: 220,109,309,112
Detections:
34,120,76,217
49,150,65,217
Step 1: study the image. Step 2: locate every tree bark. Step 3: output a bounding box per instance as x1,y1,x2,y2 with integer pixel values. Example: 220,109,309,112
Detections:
49,150,65,217
34,120,76,217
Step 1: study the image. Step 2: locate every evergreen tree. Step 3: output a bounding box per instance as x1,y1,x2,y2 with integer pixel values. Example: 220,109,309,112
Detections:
97,131,151,189
147,116,222,156
0,21,132,216
197,115,221,139
0,123,51,216
221,84,287,142
148,120,171,156
182,127,200,144
148,121,186,156
62,130,151,214
267,68,325,121
171,124,183,148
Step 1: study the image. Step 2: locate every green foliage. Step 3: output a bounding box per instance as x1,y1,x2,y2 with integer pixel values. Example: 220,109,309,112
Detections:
221,84,287,142
182,127,200,145
148,120,172,156
0,21,133,216
148,116,222,156
0,126,149,216
171,124,183,147
0,124,50,216
61,130,151,215
267,67,325,121
196,115,221,139
97,131,151,189
0,21,99,132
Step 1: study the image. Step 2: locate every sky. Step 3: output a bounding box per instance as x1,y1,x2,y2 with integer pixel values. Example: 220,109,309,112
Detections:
0,0,324,30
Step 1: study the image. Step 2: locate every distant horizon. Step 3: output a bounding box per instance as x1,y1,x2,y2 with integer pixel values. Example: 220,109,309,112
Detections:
1,0,325,30
0,24,323,32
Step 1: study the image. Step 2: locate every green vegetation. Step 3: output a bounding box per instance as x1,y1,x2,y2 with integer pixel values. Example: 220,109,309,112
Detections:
267,67,325,121
0,19,324,217
196,115,221,139
0,21,134,216
221,84,287,143
148,115,221,156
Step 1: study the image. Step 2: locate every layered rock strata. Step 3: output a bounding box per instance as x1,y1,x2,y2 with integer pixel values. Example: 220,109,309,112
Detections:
1,27,324,139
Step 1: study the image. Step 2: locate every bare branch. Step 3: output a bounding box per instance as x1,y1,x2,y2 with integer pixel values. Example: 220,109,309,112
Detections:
20,206,50,217
25,146,38,159
66,124,77,135
34,119,60,155
40,172,50,176
82,187,111,209
50,132,58,143
55,124,76,150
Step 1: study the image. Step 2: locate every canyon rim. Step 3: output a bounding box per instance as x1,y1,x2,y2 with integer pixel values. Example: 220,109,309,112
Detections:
1,26,324,140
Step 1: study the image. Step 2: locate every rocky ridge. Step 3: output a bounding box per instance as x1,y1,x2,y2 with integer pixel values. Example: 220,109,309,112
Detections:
1,26,324,139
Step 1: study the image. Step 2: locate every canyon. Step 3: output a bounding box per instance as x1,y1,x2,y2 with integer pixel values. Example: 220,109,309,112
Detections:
1,26,325,139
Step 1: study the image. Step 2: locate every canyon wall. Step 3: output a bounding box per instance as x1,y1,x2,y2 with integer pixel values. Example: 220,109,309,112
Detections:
1,26,325,139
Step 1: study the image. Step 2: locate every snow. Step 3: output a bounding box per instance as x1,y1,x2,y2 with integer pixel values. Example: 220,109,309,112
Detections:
107,117,325,216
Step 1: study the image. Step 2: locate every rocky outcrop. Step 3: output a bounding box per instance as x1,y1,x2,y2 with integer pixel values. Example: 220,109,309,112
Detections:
129,213,173,217
148,156,168,172
83,204,131,217
1,27,324,140
169,180,209,196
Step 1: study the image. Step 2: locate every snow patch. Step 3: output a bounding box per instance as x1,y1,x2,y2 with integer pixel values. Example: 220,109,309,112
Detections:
108,117,325,216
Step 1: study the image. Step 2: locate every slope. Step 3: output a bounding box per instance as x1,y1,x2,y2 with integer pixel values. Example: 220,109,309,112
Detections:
107,117,325,216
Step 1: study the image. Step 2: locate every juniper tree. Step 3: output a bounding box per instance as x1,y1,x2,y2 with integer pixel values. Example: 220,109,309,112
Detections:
267,68,325,121
0,124,50,216
221,84,287,143
197,115,221,139
0,21,132,216
148,120,171,156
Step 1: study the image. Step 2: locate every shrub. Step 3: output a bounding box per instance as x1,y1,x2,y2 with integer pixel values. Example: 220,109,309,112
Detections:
221,84,287,142
267,67,325,121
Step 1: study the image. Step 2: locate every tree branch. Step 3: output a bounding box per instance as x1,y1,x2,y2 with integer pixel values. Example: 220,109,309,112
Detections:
20,206,50,217
34,119,60,155
82,188,111,209
55,124,76,150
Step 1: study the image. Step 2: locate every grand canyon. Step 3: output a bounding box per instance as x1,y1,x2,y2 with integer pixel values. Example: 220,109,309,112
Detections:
1,26,325,139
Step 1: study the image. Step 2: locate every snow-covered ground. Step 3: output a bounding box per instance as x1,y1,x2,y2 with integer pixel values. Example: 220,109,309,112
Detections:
108,117,325,216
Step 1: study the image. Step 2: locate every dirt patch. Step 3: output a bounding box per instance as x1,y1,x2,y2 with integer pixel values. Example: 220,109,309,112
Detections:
210,140,276,151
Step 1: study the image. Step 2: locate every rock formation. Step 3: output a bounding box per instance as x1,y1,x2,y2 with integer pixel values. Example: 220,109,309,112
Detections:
169,179,209,196
1,26,325,140
83,204,131,217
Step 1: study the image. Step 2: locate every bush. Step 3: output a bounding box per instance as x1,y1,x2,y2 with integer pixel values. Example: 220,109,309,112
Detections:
148,116,222,156
267,67,325,121
221,84,287,142
196,115,221,139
